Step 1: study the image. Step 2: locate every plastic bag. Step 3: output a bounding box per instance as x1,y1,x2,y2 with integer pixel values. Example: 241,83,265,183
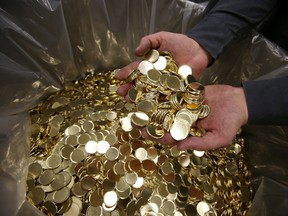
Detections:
1,0,288,215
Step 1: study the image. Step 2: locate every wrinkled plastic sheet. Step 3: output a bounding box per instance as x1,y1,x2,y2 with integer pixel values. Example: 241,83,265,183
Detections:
0,0,288,215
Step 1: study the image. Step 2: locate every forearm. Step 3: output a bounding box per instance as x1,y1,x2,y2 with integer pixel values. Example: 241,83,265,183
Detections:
187,0,278,59
242,76,288,125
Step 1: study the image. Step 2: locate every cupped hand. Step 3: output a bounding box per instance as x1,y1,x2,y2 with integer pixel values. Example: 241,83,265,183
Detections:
134,31,212,78
116,31,213,97
177,85,248,150
141,85,248,151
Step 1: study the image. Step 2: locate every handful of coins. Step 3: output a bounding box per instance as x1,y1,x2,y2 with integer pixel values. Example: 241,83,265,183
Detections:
122,49,209,141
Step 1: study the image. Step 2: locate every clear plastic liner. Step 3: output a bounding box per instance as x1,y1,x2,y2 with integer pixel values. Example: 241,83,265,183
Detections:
0,0,287,215
0,113,31,215
247,177,288,216
0,0,77,115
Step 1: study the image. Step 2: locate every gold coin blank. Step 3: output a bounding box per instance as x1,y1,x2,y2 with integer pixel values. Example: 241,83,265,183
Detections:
85,140,98,154
43,201,58,215
77,133,91,145
60,145,74,159
178,65,192,79
131,112,149,127
86,206,103,216
147,69,161,83
128,87,140,103
81,120,94,132
46,154,62,169
103,191,118,207
146,123,164,139
50,173,65,190
27,187,45,205
153,56,167,71
196,201,211,216
65,124,81,136
53,187,70,204
166,75,181,91
105,147,120,161
163,200,176,214
89,190,103,207
38,169,55,186
28,162,43,178
136,100,157,114
80,175,97,191
161,161,174,175
70,149,85,163
134,147,148,161
145,49,159,63
142,159,156,172
138,60,154,75
71,182,87,197
170,119,190,141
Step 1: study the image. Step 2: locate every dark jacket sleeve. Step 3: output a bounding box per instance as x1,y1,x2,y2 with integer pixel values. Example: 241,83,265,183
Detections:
242,76,288,125
186,0,277,59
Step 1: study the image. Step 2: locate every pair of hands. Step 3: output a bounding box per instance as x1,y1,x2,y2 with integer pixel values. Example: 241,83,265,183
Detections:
116,31,248,151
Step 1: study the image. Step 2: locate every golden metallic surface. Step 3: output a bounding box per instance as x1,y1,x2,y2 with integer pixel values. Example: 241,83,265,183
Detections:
105,146,120,161
145,49,159,63
170,119,190,141
153,56,167,71
138,60,154,75
129,128,142,140
38,169,55,186
147,69,161,84
42,200,58,215
28,162,43,179
178,64,193,79
53,187,70,204
77,133,91,145
196,201,211,216
80,175,97,191
135,147,148,161
27,187,45,205
70,149,86,163
27,69,252,215
131,111,149,127
146,122,165,139
71,182,88,197
126,69,140,83
46,154,62,169
128,87,141,103
50,173,65,190
166,74,181,91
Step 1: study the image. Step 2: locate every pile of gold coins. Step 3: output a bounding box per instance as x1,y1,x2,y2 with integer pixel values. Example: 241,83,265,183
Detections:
124,50,209,141
27,69,252,215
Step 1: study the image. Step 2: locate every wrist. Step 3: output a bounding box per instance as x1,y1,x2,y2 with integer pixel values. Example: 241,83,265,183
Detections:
234,87,248,125
198,44,213,67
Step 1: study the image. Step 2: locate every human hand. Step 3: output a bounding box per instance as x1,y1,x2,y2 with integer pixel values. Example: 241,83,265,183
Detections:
134,31,213,79
140,85,248,151
116,31,213,99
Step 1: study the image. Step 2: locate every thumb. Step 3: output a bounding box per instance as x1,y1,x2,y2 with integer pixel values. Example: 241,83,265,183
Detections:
135,38,153,57
135,34,161,57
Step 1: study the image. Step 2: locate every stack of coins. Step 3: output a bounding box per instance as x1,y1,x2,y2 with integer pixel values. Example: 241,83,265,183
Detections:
27,71,252,215
124,49,208,141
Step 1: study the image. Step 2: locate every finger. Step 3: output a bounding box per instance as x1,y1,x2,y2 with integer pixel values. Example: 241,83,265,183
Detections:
177,131,228,151
116,83,133,97
135,33,162,56
141,128,176,145
125,94,133,103
115,61,140,81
